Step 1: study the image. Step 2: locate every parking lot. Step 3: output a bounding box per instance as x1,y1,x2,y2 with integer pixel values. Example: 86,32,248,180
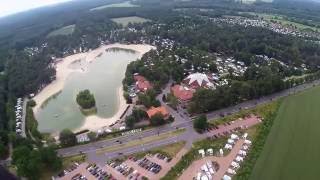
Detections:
56,162,112,180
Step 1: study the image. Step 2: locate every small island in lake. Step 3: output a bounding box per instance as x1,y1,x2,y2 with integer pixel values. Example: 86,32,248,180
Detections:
76,89,97,115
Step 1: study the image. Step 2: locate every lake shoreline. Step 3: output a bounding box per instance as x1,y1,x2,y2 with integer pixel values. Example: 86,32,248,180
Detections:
32,43,155,134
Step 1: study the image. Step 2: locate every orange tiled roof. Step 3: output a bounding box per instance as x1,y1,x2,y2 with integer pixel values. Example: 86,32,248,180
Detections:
171,85,194,101
146,106,169,119
134,74,152,92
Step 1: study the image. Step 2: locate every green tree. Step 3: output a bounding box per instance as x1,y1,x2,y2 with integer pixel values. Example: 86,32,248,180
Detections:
0,142,6,158
59,129,76,147
193,115,208,132
76,89,96,109
27,100,37,107
150,113,166,126
39,146,62,171
125,115,136,128
12,146,41,180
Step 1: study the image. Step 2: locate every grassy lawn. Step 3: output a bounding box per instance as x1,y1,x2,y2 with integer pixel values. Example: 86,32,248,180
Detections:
209,99,280,126
249,86,320,180
96,129,185,154
111,16,150,27
38,154,86,180
47,25,75,37
90,1,139,11
161,137,227,180
62,154,86,169
131,141,186,159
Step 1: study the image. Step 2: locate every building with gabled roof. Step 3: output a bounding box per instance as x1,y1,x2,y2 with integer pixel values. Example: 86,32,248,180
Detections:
146,106,169,119
134,74,153,92
171,84,194,102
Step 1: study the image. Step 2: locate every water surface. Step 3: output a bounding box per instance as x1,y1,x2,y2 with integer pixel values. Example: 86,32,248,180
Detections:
37,48,139,133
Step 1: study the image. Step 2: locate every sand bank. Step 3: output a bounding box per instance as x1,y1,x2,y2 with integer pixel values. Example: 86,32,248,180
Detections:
33,43,155,132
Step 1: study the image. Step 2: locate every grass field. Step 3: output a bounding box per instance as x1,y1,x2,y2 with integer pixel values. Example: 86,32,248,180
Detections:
250,86,320,180
47,25,75,37
111,16,150,27
90,1,139,11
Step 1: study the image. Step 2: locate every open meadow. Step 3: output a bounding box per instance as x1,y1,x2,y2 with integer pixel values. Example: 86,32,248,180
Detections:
111,16,150,26
250,86,320,180
90,1,139,11
47,24,75,37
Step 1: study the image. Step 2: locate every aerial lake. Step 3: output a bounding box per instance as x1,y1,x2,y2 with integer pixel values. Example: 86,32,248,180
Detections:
36,48,139,133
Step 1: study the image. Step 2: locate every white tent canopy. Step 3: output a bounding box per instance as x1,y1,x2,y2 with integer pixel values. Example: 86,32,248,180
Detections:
227,139,235,144
242,133,248,139
227,168,236,175
231,134,239,140
223,175,232,180
244,139,252,145
224,144,233,150
235,156,244,162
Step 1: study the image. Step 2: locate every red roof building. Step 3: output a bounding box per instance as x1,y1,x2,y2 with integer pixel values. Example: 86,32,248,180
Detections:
171,85,194,102
146,106,169,119
134,74,153,92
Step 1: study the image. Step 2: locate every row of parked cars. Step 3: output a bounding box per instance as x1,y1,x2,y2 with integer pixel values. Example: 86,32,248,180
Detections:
137,157,162,174
86,164,110,180
109,161,134,177
15,98,23,135
156,153,172,163
71,173,87,180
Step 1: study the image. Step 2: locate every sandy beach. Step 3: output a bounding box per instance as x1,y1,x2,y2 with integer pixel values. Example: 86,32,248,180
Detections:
33,43,155,132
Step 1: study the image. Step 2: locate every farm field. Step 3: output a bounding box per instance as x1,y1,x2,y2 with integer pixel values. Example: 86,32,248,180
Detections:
252,12,320,32
90,1,139,11
47,24,75,37
111,16,150,26
250,86,320,180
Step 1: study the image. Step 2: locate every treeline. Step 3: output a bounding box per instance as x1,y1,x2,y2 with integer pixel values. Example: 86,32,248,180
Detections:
189,65,285,113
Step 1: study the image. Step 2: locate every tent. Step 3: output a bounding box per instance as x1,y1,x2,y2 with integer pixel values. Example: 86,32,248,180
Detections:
231,134,239,140
227,168,236,175
220,148,224,156
231,161,240,168
224,144,232,150
223,175,232,180
235,156,244,162
242,145,249,150
244,139,252,145
227,139,235,144
242,133,248,139
199,149,205,157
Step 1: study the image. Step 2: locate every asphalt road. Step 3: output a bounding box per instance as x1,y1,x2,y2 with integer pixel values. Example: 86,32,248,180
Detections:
58,79,320,161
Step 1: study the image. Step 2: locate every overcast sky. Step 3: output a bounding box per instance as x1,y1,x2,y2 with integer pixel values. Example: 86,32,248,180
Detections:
0,0,71,17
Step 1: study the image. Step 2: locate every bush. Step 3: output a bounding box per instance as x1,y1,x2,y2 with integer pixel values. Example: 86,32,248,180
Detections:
150,113,166,126
27,100,36,107
59,129,77,147
193,114,208,132
125,108,148,128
